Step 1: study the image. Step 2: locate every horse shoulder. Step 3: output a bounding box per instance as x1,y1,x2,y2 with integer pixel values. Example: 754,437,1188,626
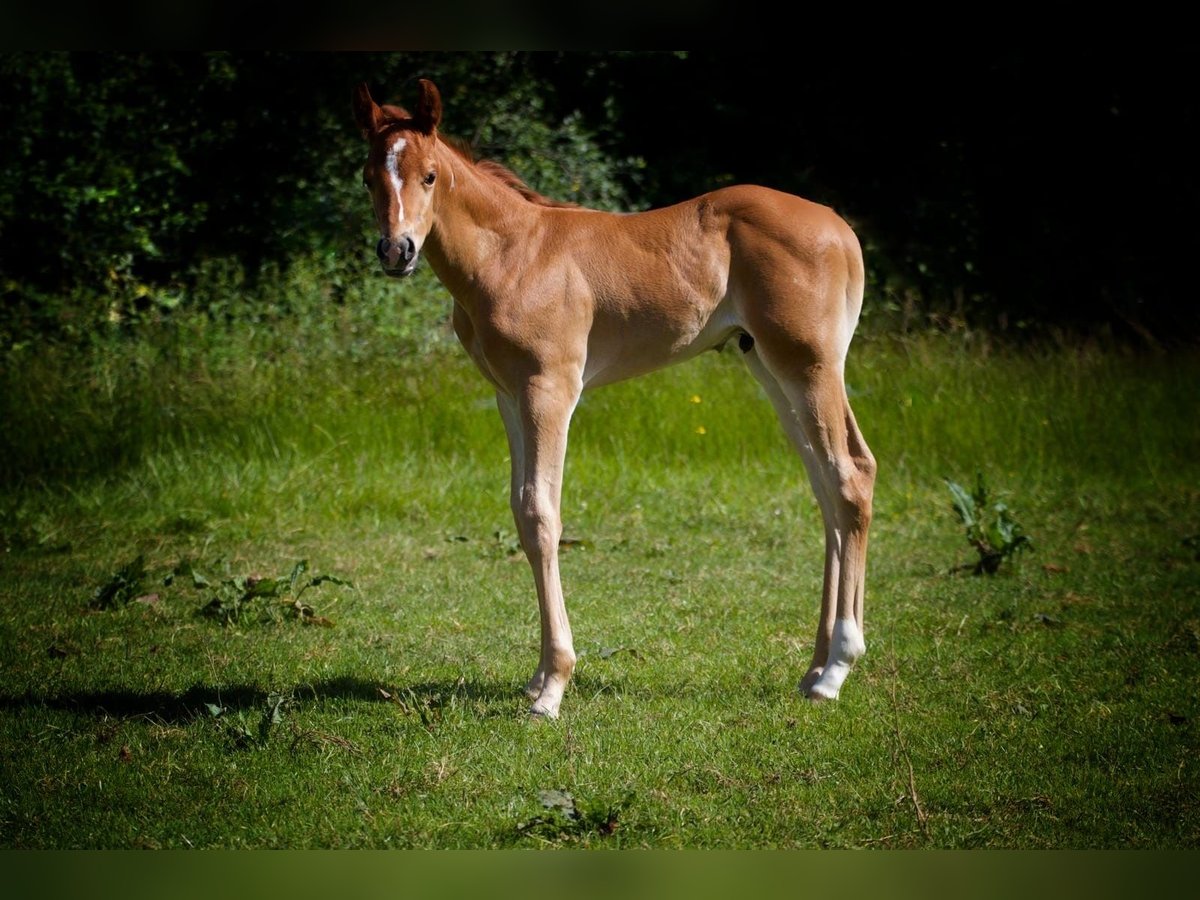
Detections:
463,249,594,381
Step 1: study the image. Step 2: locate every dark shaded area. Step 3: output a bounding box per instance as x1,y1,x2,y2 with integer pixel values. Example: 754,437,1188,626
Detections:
0,675,519,724
543,48,1198,338
1,49,1196,340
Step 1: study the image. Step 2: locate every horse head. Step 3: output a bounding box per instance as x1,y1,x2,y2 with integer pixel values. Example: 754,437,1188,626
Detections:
353,79,443,277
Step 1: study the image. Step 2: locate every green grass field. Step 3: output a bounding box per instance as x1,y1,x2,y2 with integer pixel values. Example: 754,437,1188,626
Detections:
2,308,1198,848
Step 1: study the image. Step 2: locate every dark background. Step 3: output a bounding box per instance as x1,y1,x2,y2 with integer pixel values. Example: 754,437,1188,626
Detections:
1,49,1195,343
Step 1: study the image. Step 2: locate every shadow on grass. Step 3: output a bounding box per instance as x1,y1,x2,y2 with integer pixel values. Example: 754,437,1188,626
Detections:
0,674,521,724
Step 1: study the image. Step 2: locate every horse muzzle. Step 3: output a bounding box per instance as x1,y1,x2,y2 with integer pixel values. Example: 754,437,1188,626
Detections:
377,235,418,277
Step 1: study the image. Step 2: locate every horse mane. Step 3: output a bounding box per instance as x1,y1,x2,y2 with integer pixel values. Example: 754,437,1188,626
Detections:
377,105,577,210
441,135,580,210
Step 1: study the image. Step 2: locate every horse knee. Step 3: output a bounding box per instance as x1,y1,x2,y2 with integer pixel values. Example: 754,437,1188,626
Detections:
856,447,877,485
516,493,560,556
834,460,874,530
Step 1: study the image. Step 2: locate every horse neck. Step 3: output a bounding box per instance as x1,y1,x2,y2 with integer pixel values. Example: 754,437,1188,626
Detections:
423,140,537,299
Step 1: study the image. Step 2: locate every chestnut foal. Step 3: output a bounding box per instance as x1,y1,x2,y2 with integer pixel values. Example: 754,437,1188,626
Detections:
354,80,875,717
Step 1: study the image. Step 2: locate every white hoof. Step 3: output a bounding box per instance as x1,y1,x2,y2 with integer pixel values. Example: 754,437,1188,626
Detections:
806,662,850,701
806,618,864,702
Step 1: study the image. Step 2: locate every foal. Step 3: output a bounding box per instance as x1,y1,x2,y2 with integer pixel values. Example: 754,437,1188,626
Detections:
354,79,876,718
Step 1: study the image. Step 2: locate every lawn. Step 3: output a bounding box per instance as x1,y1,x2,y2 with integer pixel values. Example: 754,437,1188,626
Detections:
2,311,1198,848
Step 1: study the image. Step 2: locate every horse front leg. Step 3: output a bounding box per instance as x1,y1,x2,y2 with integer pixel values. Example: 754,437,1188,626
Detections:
496,393,545,700
502,374,581,718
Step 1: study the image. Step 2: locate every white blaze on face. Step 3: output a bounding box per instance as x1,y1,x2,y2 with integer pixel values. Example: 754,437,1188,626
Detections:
385,136,407,220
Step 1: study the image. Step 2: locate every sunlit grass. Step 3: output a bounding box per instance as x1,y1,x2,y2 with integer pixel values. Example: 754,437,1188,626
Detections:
1,318,1198,847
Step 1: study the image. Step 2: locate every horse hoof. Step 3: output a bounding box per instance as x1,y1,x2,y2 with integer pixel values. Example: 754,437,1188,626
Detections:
528,703,560,720
799,668,824,695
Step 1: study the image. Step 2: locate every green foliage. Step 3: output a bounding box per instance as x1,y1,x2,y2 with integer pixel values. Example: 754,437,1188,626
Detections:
0,51,642,349
0,258,455,488
0,54,201,289
515,789,635,843
187,559,352,626
206,691,291,750
87,555,147,609
465,74,644,211
945,473,1031,575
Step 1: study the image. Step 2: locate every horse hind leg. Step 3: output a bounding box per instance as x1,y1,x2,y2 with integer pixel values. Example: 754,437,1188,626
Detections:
743,343,875,701
742,349,839,691
842,399,874,632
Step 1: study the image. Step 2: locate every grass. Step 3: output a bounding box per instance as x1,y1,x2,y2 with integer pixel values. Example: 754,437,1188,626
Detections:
1,308,1198,848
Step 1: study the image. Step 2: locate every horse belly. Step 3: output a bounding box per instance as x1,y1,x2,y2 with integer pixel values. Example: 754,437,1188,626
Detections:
581,293,738,389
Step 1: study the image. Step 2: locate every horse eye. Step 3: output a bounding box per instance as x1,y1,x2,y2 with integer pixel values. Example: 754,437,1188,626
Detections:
424,171,437,186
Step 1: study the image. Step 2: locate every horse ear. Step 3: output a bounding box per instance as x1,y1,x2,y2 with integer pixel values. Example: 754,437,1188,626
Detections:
413,79,442,134
353,82,383,139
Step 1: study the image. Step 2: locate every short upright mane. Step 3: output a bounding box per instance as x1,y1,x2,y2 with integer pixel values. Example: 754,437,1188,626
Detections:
441,135,580,210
